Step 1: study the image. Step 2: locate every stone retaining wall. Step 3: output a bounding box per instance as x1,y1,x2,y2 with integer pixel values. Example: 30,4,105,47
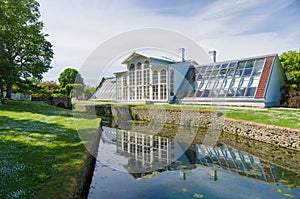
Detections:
130,107,214,127
223,118,300,150
130,108,300,150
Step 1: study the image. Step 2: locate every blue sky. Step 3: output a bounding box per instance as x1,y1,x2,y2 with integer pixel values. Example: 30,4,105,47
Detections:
38,0,300,85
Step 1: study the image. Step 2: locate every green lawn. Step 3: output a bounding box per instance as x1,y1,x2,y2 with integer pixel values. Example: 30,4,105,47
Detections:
120,103,300,130
74,101,300,129
0,101,100,198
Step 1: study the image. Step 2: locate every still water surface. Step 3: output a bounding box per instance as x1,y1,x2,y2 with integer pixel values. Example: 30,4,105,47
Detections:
88,125,300,199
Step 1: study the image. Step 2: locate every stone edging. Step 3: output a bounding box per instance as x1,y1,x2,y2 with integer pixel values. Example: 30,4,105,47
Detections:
130,108,300,150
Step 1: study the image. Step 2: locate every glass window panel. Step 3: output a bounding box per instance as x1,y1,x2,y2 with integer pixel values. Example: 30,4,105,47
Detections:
250,77,260,87
241,77,250,87
244,68,252,76
222,78,228,88
221,63,228,69
129,63,135,71
243,60,254,76
204,71,212,78
210,89,219,97
201,80,209,90
160,69,166,83
227,88,235,97
253,58,265,76
235,88,246,96
144,61,150,69
227,68,235,77
129,70,135,86
137,71,142,85
228,62,237,68
237,61,246,70
170,69,174,96
205,65,214,71
213,64,220,70
220,69,227,77
245,87,256,97
218,88,226,97
137,62,142,70
213,79,222,89
210,70,219,79
206,80,215,89
198,80,204,89
234,69,243,78
202,90,210,97
197,74,203,80
153,71,158,84
200,66,207,72
195,90,202,97
245,60,254,68
232,77,240,88
123,75,128,86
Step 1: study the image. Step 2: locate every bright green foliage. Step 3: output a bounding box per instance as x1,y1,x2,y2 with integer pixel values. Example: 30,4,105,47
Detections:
279,50,300,89
35,81,62,97
58,68,84,88
0,0,53,98
58,68,95,99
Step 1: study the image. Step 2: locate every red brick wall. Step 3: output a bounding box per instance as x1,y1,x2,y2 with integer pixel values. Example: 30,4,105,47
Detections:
255,56,274,98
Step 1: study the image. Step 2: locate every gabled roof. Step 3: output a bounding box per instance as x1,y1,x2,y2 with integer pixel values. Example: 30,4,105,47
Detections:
121,52,181,65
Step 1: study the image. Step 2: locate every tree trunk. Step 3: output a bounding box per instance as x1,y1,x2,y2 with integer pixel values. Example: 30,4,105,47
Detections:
6,84,12,99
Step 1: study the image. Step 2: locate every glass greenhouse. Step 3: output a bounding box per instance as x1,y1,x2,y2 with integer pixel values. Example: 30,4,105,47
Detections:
93,52,286,107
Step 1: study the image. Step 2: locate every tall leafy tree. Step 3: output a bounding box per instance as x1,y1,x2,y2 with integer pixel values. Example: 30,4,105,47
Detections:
0,0,53,99
58,68,84,88
279,50,300,89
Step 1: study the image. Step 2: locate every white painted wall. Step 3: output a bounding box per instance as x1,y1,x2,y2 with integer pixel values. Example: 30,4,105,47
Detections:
265,56,285,107
169,62,193,101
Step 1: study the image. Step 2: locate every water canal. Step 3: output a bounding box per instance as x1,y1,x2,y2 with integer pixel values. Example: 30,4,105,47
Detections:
88,124,300,199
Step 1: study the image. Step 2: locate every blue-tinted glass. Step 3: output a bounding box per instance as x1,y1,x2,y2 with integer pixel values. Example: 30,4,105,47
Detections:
228,62,236,68
210,71,219,78
253,59,265,76
245,87,256,97
195,90,202,97
210,89,219,97
198,80,204,89
197,74,202,80
244,68,252,76
245,60,254,68
237,61,246,70
202,90,210,97
213,64,220,70
221,63,228,69
200,66,207,72
226,88,235,97
235,88,245,96
220,69,227,77
227,68,235,77
234,69,243,77
206,65,213,71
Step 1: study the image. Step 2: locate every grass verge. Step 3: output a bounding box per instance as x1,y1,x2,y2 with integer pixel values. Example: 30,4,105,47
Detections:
79,102,300,130
0,101,100,198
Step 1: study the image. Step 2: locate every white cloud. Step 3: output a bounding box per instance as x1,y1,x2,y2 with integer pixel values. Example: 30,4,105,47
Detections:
38,0,300,85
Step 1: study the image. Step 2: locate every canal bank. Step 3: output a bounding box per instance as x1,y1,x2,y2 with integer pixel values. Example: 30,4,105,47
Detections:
79,104,300,151
131,107,300,151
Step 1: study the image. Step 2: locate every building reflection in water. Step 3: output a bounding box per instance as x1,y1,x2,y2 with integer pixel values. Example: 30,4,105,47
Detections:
101,126,274,183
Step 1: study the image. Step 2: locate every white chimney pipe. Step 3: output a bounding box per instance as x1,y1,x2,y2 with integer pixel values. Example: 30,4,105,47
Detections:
180,48,185,62
209,50,217,63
